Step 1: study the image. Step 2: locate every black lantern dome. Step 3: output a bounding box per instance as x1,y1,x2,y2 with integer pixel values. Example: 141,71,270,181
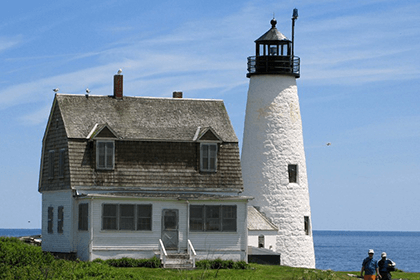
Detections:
247,16,300,78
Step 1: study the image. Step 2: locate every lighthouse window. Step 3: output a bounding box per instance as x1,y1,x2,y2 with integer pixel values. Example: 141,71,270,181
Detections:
304,216,310,235
288,164,298,183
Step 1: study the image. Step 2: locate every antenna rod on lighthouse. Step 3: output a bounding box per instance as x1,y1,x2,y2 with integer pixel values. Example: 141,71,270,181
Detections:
291,8,298,69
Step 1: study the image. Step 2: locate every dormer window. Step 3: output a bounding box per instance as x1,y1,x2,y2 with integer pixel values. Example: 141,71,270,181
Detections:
97,140,114,170
200,143,217,172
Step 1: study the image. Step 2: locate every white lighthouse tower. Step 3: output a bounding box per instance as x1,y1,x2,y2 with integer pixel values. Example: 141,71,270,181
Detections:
241,10,315,268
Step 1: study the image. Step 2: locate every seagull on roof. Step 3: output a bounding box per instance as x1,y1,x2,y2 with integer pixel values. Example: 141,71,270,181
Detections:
86,88,91,94
53,88,59,93
117,69,122,75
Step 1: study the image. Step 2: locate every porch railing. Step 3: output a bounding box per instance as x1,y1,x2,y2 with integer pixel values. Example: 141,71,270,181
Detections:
158,239,168,268
187,239,197,267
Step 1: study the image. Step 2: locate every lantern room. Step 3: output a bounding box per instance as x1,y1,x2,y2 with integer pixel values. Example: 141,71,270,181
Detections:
247,10,300,78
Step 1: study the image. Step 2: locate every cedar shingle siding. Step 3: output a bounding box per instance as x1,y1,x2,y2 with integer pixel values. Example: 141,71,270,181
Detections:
39,94,243,193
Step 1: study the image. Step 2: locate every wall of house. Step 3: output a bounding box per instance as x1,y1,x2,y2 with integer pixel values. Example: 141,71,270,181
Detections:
67,140,243,192
248,230,277,251
39,102,70,192
188,201,248,261
41,190,75,253
81,198,247,261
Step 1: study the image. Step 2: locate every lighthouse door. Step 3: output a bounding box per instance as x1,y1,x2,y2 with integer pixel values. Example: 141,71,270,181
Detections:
161,209,179,250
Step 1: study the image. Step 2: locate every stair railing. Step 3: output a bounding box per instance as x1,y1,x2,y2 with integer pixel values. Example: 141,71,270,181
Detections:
158,239,168,268
187,239,197,268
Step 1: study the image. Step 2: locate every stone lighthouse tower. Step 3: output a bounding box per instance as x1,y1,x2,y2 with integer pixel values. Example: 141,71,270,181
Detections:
241,10,316,268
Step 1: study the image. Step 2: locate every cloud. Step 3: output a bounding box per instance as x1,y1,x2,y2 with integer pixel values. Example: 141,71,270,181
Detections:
0,36,22,53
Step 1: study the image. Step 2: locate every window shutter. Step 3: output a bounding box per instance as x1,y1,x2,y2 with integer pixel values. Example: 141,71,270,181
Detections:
48,150,55,178
59,149,65,177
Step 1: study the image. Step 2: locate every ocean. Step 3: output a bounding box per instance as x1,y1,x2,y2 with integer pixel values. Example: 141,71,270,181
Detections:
1,229,419,272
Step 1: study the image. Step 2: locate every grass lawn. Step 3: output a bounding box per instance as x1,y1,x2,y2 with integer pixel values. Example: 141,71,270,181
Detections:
122,265,420,279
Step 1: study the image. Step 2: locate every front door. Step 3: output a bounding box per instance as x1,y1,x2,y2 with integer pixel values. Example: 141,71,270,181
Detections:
162,209,179,250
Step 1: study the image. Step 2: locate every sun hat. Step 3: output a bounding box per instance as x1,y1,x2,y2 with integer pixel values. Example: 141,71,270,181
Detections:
368,249,374,254
381,252,387,257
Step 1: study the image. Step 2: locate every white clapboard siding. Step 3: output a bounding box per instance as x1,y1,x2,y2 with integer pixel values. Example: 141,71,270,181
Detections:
41,190,75,253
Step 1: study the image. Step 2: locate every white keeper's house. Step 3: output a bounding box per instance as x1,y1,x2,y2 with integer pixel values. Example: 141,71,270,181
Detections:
38,74,250,265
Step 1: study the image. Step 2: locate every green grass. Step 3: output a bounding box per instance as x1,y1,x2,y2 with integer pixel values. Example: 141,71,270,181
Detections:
1,237,419,279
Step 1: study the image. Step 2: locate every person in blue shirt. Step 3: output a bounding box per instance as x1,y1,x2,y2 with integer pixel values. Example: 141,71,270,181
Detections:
378,252,396,280
360,249,381,280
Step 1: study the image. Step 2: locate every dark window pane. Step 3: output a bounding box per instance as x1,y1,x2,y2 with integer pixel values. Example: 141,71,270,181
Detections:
222,206,236,232
119,205,134,230
103,204,117,230
205,206,220,231
137,205,152,231
288,164,297,183
190,206,203,231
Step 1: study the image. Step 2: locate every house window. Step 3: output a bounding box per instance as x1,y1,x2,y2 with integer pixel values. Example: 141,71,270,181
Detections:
57,206,64,233
96,141,114,170
102,204,118,230
258,235,265,248
304,216,310,235
78,203,88,231
137,205,152,231
102,204,152,231
119,205,135,230
200,143,217,172
47,207,53,234
288,164,298,183
189,205,236,232
48,150,55,178
58,149,65,177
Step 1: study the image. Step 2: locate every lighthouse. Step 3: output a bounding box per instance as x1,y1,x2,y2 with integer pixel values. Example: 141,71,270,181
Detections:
241,10,316,268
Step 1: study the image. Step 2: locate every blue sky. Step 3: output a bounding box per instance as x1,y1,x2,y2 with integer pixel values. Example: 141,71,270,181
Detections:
0,0,419,231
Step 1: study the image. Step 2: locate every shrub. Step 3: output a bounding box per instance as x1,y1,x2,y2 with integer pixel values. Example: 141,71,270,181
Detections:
103,256,161,268
196,259,250,270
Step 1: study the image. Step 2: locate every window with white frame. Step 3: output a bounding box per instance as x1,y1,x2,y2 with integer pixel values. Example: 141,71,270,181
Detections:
189,205,236,232
96,141,114,170
102,204,152,231
200,143,217,172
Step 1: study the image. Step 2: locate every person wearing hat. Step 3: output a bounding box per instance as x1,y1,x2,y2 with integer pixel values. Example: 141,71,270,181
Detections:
360,249,381,280
378,252,396,280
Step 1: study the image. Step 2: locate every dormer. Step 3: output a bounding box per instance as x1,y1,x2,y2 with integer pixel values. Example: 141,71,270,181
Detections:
193,127,221,173
87,124,118,170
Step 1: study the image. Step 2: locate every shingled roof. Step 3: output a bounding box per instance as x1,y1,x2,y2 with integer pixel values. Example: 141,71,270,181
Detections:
53,94,238,143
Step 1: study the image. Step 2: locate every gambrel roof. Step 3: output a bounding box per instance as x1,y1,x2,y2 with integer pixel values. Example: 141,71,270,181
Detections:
53,94,238,143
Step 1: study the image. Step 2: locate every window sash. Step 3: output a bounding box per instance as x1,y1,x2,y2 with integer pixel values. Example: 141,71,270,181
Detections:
189,205,236,232
200,143,217,172
78,204,89,231
137,205,152,231
102,204,152,231
97,141,114,169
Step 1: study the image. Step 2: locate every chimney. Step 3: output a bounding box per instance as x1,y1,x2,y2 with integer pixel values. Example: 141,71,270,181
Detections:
114,73,123,99
173,91,183,98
